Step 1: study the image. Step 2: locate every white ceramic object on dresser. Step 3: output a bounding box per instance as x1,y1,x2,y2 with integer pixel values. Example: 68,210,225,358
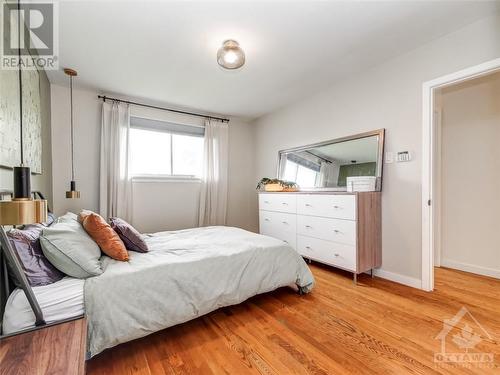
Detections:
259,192,382,283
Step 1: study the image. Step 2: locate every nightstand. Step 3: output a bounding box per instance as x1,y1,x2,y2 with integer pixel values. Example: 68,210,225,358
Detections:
0,317,86,375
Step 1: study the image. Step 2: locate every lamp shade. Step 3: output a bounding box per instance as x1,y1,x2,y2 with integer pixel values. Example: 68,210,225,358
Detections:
0,199,47,225
0,167,47,225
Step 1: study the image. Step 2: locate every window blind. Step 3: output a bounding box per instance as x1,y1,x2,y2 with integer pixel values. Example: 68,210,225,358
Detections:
130,116,205,137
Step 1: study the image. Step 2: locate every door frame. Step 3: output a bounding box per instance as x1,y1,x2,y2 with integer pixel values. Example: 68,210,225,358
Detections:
421,58,500,291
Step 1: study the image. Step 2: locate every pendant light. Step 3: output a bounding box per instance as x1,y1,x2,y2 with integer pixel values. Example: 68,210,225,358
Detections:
0,0,47,226
217,40,245,70
64,68,80,198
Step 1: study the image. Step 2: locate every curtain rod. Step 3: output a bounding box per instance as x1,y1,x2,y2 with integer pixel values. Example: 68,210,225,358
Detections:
97,95,230,123
306,150,332,164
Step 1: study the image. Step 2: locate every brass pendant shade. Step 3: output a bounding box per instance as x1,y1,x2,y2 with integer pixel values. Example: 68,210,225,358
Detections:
66,191,81,199
64,68,80,199
0,197,47,225
0,167,47,226
66,180,80,198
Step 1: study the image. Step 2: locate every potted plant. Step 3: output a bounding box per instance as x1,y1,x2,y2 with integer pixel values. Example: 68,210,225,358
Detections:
256,178,299,192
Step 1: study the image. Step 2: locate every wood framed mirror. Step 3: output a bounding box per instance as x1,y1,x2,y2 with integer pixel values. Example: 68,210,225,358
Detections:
277,129,385,191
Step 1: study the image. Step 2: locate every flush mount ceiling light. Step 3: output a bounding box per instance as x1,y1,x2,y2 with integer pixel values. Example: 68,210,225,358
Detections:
217,39,245,70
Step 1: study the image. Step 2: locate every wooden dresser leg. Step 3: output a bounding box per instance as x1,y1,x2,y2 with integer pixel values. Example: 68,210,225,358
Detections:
353,273,357,285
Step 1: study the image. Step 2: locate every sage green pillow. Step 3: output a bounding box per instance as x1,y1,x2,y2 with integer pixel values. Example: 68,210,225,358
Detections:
40,219,103,278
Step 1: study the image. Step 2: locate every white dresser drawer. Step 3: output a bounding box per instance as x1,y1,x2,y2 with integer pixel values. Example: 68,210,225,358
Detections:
259,211,296,234
297,235,356,272
297,215,356,246
259,193,297,213
277,232,296,249
297,194,356,220
259,211,297,248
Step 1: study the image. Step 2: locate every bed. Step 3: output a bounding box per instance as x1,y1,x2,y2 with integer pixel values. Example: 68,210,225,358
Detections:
2,225,314,358
2,277,85,334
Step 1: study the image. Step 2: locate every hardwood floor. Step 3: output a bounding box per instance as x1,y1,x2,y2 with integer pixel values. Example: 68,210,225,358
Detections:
87,264,499,374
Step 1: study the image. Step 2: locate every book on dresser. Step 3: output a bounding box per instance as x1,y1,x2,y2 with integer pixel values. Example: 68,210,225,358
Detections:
258,192,381,283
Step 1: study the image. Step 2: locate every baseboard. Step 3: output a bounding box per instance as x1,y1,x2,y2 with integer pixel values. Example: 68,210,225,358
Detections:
440,259,500,279
372,269,422,289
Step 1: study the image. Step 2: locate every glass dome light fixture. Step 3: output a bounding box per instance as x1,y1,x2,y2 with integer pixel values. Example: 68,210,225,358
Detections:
217,39,245,70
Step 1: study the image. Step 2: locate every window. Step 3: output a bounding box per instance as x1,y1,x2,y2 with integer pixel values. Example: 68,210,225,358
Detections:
282,157,319,187
129,117,204,178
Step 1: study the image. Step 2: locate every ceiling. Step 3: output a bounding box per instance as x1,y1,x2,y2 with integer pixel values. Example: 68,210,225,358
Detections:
311,136,379,164
47,1,499,119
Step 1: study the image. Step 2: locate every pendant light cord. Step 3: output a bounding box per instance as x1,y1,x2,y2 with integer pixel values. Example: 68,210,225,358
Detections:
17,0,23,166
70,74,75,181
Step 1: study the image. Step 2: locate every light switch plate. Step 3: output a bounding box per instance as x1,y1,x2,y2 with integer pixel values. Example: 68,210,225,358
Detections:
385,152,394,164
397,151,412,162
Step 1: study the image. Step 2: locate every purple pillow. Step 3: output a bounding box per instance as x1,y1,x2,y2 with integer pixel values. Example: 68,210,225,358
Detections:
109,217,148,253
7,224,64,287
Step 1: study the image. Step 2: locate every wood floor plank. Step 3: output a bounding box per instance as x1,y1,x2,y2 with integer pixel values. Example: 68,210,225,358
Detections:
87,265,500,375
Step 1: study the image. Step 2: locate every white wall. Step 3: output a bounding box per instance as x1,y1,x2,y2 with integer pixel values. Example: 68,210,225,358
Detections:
253,14,500,284
50,85,258,233
132,180,201,232
439,72,500,278
50,85,101,215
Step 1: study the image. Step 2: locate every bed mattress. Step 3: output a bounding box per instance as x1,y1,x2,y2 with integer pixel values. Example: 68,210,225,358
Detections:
2,277,85,334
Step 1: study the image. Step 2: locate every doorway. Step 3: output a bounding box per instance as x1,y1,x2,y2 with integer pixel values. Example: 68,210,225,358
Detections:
434,72,500,278
421,58,500,291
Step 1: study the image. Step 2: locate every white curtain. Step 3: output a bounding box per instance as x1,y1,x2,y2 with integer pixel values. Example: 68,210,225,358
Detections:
99,101,132,221
317,161,336,187
198,119,229,226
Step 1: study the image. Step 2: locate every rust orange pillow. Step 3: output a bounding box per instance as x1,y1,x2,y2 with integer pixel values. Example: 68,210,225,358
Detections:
82,213,129,261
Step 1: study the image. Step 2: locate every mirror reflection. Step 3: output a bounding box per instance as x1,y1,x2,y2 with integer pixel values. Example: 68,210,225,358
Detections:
278,132,383,190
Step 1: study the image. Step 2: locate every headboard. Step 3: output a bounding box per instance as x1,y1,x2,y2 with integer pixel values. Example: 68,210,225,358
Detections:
0,190,50,335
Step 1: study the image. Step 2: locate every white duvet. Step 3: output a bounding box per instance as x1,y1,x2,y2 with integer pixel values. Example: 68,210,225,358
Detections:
84,226,314,357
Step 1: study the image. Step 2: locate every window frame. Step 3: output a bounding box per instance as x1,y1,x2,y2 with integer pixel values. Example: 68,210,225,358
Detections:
129,116,204,181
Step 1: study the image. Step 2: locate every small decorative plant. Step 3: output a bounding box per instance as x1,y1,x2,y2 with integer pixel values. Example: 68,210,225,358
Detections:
256,178,299,192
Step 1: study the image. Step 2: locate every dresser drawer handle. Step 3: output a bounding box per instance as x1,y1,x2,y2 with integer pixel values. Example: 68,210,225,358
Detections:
305,246,311,249
333,229,340,233
334,253,340,257
282,221,288,225
333,205,340,209
264,201,270,204
305,203,311,207
283,240,288,243
264,218,270,221
281,202,288,205
305,225,312,228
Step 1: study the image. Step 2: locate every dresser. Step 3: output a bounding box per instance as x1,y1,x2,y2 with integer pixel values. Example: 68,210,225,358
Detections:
259,192,381,283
